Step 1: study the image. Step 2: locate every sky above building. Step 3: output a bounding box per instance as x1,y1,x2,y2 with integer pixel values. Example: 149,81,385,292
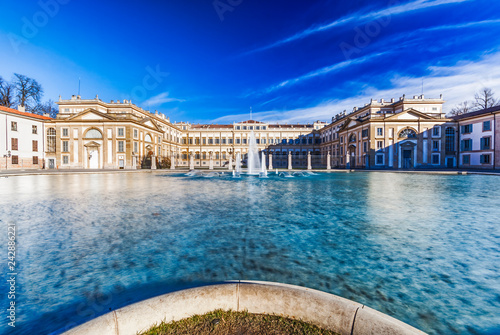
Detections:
1,0,500,123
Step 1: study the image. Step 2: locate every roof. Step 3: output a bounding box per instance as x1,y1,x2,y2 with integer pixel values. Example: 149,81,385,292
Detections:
239,120,265,124
190,124,234,129
451,105,500,120
0,106,52,120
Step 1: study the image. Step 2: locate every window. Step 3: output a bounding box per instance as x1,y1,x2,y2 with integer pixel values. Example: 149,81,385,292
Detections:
432,140,439,151
182,138,186,144
483,121,491,131
203,138,206,144
461,124,473,134
376,127,383,136
118,141,125,152
145,134,152,143
236,139,240,144
188,138,193,145
11,138,18,150
223,153,226,159
243,126,247,130
249,126,253,130
12,155,18,164
340,136,344,144
62,141,69,152
262,126,267,130
376,154,384,165
363,142,367,153
289,139,293,144
262,139,266,144
256,139,260,144
362,129,368,138
33,156,38,165
118,128,125,137
202,152,207,159
32,125,37,134
85,129,103,139
463,155,470,165
47,128,56,152
243,139,247,144
377,140,383,150
349,134,356,142
445,127,455,152
134,142,138,153
432,127,440,137
269,139,273,144
182,154,187,160
256,126,260,130
236,126,240,130
208,138,213,144
62,128,69,137
461,139,472,151
215,152,219,159
11,122,17,131
480,154,491,164
215,138,220,144
134,129,138,138
399,128,416,138
480,137,491,150
63,156,69,164
32,140,38,152
432,154,440,164
228,139,233,144
222,139,226,144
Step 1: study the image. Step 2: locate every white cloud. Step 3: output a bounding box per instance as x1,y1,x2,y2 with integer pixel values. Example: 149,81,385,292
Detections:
213,51,500,124
142,92,184,106
246,0,471,54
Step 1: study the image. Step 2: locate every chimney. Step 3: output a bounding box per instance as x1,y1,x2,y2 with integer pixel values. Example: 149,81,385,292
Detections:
17,105,26,112
413,95,418,99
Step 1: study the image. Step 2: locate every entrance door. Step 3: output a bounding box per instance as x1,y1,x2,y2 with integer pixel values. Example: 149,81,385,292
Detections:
403,150,412,169
48,159,55,169
446,158,454,168
89,149,99,169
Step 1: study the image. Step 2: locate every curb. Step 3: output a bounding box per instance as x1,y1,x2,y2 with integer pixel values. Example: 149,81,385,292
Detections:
62,281,426,335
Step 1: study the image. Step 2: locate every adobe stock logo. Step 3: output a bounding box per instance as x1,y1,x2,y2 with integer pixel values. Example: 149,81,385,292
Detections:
213,0,243,21
9,0,71,54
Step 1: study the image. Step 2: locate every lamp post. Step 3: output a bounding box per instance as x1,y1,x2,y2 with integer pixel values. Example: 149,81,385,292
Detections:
4,150,11,170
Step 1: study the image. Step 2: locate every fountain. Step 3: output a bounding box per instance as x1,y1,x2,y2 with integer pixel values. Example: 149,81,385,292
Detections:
259,151,268,178
233,152,241,178
247,131,261,175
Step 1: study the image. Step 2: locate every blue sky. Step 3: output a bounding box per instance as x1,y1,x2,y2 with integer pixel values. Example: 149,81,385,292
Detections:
1,0,500,123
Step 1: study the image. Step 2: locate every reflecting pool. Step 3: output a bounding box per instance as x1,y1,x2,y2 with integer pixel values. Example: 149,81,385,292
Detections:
0,172,499,335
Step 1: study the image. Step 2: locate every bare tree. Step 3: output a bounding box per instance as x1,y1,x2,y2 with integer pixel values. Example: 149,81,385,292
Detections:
13,73,43,108
474,87,498,110
0,76,15,108
30,100,58,118
449,101,472,116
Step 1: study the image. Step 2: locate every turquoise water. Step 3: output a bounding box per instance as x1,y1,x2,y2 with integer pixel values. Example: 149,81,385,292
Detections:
0,172,499,335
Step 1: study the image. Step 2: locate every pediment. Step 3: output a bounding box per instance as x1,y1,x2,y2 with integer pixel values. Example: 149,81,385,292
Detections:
84,141,101,147
140,117,162,131
67,109,116,121
385,108,434,121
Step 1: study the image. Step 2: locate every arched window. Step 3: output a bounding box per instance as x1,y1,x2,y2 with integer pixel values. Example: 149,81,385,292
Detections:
399,128,417,138
349,134,356,142
47,128,56,152
85,128,103,139
445,127,455,152
145,134,152,143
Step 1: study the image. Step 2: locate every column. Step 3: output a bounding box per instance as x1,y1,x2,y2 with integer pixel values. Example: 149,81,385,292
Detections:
307,151,312,170
327,151,331,170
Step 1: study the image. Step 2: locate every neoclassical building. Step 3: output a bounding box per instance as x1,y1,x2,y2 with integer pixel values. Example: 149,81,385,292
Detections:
45,95,183,169
318,95,458,169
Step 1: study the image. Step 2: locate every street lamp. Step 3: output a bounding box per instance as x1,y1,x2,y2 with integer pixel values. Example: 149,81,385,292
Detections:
4,150,11,170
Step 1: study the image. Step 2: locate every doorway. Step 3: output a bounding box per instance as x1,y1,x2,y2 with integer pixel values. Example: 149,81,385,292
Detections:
88,149,99,169
403,149,412,169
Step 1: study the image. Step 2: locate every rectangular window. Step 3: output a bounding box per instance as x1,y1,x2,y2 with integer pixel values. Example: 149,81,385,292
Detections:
249,126,253,130
377,140,383,150
461,124,473,134
432,154,440,164
432,127,440,137
189,139,193,145
62,140,69,152
242,139,247,144
222,138,226,144
483,121,491,131
480,137,491,150
62,128,69,137
208,139,213,144
480,154,491,164
461,139,472,151
33,156,38,165
243,126,247,130
215,152,220,159
11,138,18,151
463,155,470,165
182,138,186,144
11,122,17,131
12,155,18,164
432,140,439,151
262,126,266,130
236,126,241,130
203,138,206,145
118,128,125,137
362,129,368,138
32,140,38,152
262,138,266,144
363,142,367,153
63,156,69,164
134,129,138,138
118,141,125,152
236,139,240,144
134,142,138,153
215,138,220,144
256,139,260,144
340,137,344,144
256,126,260,130
228,138,233,144
32,125,38,134
376,154,384,165
376,127,383,136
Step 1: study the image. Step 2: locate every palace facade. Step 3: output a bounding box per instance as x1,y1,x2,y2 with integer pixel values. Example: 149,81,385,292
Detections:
2,93,498,171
